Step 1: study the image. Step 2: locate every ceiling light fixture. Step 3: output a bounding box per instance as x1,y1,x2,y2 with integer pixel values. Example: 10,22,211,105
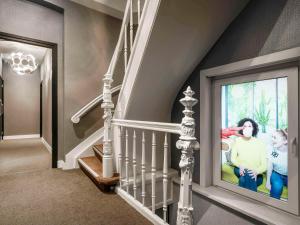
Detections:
9,52,38,75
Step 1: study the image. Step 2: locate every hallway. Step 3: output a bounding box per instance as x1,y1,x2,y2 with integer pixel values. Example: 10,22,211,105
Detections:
0,138,51,175
0,169,151,225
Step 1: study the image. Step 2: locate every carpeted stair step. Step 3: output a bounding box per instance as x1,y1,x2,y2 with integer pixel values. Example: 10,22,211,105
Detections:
93,144,103,162
78,156,119,191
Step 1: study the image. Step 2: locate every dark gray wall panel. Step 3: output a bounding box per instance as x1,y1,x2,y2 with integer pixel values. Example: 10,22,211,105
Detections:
171,0,300,222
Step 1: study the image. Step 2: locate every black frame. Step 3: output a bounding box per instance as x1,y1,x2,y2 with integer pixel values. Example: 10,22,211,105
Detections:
0,31,59,168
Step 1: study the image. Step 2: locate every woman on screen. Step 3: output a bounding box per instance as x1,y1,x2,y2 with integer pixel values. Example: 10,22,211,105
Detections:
266,129,288,199
231,118,267,192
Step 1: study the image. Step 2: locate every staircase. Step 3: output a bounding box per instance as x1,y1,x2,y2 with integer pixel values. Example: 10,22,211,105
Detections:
73,0,200,224
78,144,119,191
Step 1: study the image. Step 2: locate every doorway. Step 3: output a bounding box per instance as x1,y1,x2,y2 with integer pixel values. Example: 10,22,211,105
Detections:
0,32,58,169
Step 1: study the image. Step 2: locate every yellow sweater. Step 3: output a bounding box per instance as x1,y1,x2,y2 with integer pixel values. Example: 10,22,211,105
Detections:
231,137,267,174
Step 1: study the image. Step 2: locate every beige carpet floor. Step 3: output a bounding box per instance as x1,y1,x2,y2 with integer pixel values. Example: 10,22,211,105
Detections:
0,138,51,175
0,139,151,225
0,169,152,225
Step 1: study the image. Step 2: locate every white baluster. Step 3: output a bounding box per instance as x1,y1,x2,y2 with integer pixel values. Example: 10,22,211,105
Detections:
137,0,141,24
129,0,134,50
151,132,156,213
163,133,168,222
118,126,123,188
124,23,128,70
125,128,129,193
141,131,146,206
133,130,137,199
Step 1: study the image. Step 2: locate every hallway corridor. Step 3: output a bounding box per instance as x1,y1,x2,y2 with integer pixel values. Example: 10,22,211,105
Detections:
0,138,51,175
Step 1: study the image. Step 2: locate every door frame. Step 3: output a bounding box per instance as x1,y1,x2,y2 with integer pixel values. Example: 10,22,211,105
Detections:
0,32,59,168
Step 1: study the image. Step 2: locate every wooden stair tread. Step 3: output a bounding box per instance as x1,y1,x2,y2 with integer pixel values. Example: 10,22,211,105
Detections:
80,156,102,175
79,156,119,187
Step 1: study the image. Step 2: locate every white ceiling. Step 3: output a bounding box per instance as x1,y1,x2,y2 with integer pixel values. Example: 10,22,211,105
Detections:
0,41,48,65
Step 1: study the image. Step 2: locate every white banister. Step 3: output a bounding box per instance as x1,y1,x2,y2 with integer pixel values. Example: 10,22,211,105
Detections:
151,132,157,213
129,0,134,50
133,129,137,199
118,126,123,188
101,0,149,179
71,85,121,124
141,131,146,206
112,119,181,134
124,23,128,71
176,87,200,225
138,0,141,24
125,128,129,193
163,132,168,222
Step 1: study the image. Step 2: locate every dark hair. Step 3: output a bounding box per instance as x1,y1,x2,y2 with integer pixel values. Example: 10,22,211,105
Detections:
237,118,259,137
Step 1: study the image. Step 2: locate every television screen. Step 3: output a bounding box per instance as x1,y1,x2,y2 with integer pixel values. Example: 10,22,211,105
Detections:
221,77,288,200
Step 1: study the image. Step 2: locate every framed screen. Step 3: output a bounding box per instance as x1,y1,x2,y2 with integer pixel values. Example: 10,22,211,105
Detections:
213,67,299,214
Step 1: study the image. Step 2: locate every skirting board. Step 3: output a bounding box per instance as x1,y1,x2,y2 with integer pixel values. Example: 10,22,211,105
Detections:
3,134,40,140
41,138,52,153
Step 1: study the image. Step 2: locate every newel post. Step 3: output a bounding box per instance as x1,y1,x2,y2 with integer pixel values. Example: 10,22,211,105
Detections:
176,86,199,225
101,74,114,178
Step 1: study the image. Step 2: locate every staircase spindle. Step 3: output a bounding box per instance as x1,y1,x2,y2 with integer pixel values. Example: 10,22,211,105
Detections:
125,128,129,193
118,126,123,189
137,0,141,24
163,133,168,222
133,129,137,199
129,0,134,50
151,132,157,213
124,23,128,70
141,131,146,206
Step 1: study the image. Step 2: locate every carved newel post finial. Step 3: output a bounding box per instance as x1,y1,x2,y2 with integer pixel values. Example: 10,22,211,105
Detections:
101,73,114,178
176,86,199,225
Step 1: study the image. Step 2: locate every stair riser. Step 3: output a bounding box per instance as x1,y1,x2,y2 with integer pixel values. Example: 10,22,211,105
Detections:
93,148,103,162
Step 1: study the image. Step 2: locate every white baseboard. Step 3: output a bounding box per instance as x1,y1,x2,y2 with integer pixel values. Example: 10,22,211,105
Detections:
41,138,52,153
3,134,40,140
57,160,65,169
63,127,104,170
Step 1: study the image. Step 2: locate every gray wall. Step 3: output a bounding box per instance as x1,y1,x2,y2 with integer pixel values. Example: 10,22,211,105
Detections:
0,0,63,155
169,184,264,225
171,0,299,224
0,0,121,159
40,49,52,146
3,63,40,136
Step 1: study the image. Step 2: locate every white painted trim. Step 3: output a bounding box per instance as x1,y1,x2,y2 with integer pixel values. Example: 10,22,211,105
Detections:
57,160,65,169
78,158,100,178
116,187,168,225
173,178,300,225
71,85,122,124
3,134,40,140
112,119,181,134
63,127,104,170
201,46,300,77
115,0,162,119
41,138,52,153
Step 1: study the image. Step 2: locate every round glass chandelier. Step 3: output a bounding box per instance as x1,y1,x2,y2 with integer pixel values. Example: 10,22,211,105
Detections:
9,52,38,75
